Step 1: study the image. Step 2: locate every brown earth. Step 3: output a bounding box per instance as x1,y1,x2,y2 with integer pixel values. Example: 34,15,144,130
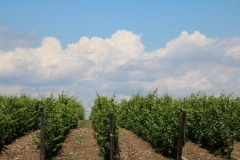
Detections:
55,120,101,160
1,121,240,160
182,141,222,160
232,141,240,160
118,128,238,160
118,128,167,160
0,120,102,160
0,130,39,160
182,141,240,160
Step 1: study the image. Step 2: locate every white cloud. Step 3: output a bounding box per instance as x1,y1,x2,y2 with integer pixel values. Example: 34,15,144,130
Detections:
150,31,217,58
0,37,93,84
224,45,240,59
1,29,240,117
164,70,213,90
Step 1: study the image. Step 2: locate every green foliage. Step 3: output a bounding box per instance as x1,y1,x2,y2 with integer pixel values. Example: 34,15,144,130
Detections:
0,93,40,149
89,94,120,159
229,96,240,141
0,91,85,159
183,92,237,157
38,91,85,158
117,90,182,158
116,90,240,158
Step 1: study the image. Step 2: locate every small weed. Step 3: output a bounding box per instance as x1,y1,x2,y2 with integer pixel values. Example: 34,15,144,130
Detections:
75,134,89,145
32,131,40,147
65,157,75,160
80,120,88,128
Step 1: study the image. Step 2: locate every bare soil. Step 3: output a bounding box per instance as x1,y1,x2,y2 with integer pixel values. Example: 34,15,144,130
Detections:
0,130,39,160
118,128,240,160
1,121,240,160
0,120,102,160
55,120,101,160
182,141,222,160
182,141,240,160
232,141,240,160
118,128,167,160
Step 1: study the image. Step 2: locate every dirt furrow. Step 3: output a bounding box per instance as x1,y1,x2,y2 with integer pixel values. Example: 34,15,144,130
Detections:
1,121,240,160
55,120,101,160
118,128,167,160
0,130,39,160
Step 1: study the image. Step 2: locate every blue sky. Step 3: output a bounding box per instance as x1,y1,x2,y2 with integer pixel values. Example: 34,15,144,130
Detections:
1,1,240,51
1,1,240,116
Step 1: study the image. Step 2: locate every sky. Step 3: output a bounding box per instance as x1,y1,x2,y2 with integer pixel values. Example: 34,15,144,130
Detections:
1,1,240,117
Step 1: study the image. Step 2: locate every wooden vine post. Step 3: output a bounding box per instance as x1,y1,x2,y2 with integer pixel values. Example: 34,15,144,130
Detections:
177,110,186,160
109,109,114,160
40,106,45,160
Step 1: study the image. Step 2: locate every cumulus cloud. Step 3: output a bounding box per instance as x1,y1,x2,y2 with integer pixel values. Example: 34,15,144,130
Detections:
150,31,217,58
164,70,213,90
1,29,240,116
0,37,93,85
224,45,240,59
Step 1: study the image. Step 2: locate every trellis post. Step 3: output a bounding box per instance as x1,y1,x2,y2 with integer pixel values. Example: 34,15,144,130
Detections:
109,109,114,160
40,106,45,160
177,110,186,160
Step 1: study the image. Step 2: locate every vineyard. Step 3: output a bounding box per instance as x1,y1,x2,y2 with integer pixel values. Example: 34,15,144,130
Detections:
0,91,85,159
91,90,240,159
0,90,240,159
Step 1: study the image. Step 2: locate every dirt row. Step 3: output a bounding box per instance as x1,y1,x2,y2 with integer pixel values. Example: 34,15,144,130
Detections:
0,121,240,160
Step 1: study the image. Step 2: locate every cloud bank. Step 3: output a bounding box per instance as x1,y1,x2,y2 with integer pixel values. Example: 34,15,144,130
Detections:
1,29,240,116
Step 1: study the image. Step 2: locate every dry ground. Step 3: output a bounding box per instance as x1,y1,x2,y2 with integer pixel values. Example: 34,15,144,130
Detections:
1,121,240,160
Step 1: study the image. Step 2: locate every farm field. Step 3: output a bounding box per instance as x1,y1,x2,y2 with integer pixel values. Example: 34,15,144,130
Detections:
89,91,240,159
1,120,240,160
1,91,240,159
2,1,240,159
0,92,85,159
